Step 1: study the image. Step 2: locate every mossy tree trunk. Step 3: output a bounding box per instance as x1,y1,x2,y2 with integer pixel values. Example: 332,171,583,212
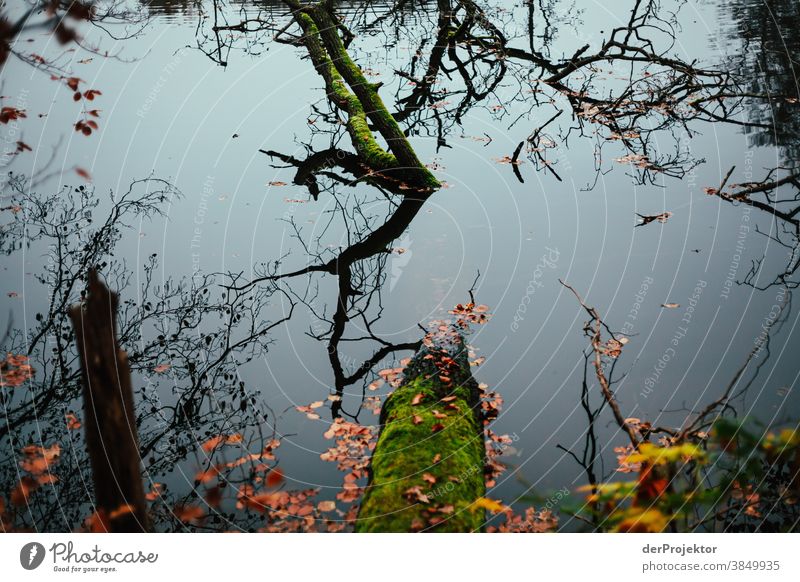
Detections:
356,335,486,532
284,0,440,191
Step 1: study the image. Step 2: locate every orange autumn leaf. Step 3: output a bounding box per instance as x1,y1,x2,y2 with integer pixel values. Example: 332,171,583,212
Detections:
266,467,284,488
109,503,135,520
200,433,243,453
84,510,110,532
65,412,82,430
1,353,35,387
145,483,164,501
11,476,38,506
194,465,222,484
19,443,61,476
174,504,204,523
471,497,506,514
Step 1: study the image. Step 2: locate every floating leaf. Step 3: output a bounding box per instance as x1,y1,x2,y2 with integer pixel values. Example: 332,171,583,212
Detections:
472,497,506,514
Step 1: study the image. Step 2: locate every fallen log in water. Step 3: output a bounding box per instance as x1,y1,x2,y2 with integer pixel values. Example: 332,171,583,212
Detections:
356,332,486,532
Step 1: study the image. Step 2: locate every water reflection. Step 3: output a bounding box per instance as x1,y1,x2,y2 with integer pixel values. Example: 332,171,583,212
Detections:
719,0,800,166
141,0,424,22
2,0,800,532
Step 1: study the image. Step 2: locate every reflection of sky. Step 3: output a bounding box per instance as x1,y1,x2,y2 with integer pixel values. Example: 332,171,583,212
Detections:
2,0,799,526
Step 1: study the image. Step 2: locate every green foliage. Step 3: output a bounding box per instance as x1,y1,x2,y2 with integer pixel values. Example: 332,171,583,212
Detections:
573,420,800,532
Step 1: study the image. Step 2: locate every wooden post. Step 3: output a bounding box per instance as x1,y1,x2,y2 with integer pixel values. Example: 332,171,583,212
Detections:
356,334,486,532
69,269,149,532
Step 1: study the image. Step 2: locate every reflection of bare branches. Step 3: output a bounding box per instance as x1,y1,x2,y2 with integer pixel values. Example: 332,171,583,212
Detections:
560,280,640,447
680,288,792,439
0,175,292,530
705,166,800,289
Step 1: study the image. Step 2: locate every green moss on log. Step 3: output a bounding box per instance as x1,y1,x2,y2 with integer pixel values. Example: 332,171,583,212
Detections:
356,350,485,532
292,4,440,191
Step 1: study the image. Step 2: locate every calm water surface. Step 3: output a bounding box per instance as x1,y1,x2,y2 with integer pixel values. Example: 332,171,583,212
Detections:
2,0,798,529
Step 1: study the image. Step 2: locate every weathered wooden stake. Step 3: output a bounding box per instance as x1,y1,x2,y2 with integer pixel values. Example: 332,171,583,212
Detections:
69,269,149,532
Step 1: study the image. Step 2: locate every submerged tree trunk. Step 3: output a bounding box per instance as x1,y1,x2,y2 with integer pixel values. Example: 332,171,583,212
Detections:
69,270,149,532
356,334,485,532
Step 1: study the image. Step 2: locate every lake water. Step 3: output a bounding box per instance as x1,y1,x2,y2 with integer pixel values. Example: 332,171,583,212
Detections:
2,0,798,530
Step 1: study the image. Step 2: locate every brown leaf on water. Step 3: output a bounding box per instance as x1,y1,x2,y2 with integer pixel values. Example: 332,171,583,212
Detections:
194,465,222,484
109,503,135,521
10,476,38,506
75,167,91,180
404,486,430,504
145,482,164,501
65,413,82,430
174,504,204,523
661,303,680,309
200,435,225,453
295,404,321,420
1,354,34,387
200,433,242,453
0,107,26,124
266,467,284,488
19,443,60,476
84,510,110,532
636,211,672,227
205,485,223,508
